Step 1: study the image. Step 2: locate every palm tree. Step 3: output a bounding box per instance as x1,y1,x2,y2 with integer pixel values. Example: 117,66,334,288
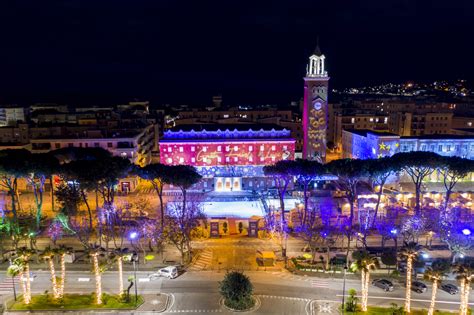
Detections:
424,264,447,315
55,246,72,298
110,248,129,296
16,247,34,304
40,247,59,299
453,261,474,315
87,245,105,304
399,242,419,313
350,250,380,312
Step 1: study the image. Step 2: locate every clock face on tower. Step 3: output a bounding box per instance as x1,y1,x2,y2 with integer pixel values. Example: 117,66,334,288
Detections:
313,101,322,111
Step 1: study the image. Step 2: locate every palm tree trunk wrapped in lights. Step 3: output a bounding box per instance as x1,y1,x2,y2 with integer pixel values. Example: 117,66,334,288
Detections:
400,242,419,314
18,269,29,304
351,250,379,312
427,279,438,315
117,256,124,295
453,262,474,315
23,259,32,304
46,257,59,298
92,253,102,304
59,253,66,298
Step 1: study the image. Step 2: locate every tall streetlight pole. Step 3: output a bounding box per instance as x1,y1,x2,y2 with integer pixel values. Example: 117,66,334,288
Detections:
341,266,348,313
132,251,138,305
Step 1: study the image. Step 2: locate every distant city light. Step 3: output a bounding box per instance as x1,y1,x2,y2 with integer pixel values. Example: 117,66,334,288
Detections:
421,252,429,259
462,228,471,236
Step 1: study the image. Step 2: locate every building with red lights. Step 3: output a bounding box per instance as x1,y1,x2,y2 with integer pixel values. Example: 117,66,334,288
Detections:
159,124,295,192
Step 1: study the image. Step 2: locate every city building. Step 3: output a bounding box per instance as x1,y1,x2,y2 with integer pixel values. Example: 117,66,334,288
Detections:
0,106,26,127
343,129,474,160
159,124,295,192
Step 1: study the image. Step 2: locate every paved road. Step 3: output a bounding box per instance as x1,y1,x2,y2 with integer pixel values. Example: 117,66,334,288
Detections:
0,270,472,314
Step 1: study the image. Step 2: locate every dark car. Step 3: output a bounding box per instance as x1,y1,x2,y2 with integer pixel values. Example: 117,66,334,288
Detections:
441,283,459,295
372,279,394,292
411,281,427,293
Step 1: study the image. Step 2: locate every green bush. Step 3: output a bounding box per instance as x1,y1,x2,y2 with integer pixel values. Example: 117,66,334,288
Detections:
344,288,359,312
219,271,255,311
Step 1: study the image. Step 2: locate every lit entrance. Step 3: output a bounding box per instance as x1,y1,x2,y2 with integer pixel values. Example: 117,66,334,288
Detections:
214,177,242,192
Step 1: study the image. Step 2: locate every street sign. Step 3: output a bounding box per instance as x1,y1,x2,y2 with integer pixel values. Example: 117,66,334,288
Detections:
210,222,219,238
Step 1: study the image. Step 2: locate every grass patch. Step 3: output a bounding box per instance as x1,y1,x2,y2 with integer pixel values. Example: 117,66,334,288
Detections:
344,306,467,314
9,293,144,311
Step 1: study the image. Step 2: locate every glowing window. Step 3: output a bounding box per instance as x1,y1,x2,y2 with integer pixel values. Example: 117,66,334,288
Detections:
234,146,238,151
226,157,230,162
351,118,355,124
234,157,238,162
218,157,222,162
203,147,207,152
260,145,264,151
191,157,196,163
203,157,207,163
283,145,287,150
249,146,253,152
260,156,264,162
369,118,374,122
271,145,276,151
217,146,222,152
249,156,253,162
167,158,172,164
271,156,276,161
179,147,183,152
226,146,230,152
168,147,172,152
179,157,184,163
191,146,195,152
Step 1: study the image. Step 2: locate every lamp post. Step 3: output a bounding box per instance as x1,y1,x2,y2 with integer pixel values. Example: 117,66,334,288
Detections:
131,251,138,305
8,259,17,301
341,265,348,313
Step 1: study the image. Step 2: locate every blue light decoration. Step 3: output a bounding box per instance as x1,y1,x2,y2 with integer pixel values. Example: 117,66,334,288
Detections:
164,127,291,140
390,228,398,235
129,231,138,240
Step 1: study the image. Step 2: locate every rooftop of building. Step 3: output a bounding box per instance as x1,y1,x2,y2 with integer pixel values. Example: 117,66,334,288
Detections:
168,123,287,132
401,134,474,140
343,129,399,137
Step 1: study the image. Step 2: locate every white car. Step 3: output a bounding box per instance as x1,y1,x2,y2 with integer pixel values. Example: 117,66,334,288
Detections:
149,266,178,280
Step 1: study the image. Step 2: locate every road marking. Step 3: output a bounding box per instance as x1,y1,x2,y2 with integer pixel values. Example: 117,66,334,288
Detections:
168,310,222,313
311,279,329,288
0,277,19,293
336,294,474,306
77,278,90,282
258,294,310,302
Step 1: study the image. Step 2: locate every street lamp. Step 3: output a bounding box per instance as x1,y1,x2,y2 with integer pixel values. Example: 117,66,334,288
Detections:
341,265,348,313
131,251,139,305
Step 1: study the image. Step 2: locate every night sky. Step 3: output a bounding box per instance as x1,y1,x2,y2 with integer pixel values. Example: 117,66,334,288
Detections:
1,0,473,106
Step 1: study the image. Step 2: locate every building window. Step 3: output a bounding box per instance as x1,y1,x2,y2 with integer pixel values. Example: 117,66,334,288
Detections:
226,146,230,152
107,142,113,148
191,157,196,163
167,158,172,164
203,146,207,152
68,143,74,148
369,118,374,122
203,157,207,163
283,145,287,150
94,143,100,147
85,143,89,148
179,146,184,152
447,145,451,152
260,156,264,162
271,156,276,162
55,143,60,149
234,157,238,162
191,146,195,152
168,147,172,152
179,157,184,163
249,145,253,152
438,145,442,152
226,157,230,162
234,146,238,152
217,146,222,152
271,145,276,151
218,157,222,163
249,156,253,162
260,145,264,151
351,118,355,124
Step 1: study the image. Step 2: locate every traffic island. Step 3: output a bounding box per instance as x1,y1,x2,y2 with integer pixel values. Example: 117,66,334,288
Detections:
220,296,261,313
6,293,144,312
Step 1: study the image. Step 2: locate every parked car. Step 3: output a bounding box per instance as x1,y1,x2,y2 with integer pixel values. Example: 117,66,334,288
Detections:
149,266,178,280
441,283,459,295
372,279,394,292
411,281,427,293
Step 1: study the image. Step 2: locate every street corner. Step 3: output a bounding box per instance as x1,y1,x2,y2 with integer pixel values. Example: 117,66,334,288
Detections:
137,293,171,313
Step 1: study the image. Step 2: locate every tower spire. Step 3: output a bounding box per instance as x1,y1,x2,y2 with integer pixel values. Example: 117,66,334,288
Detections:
314,37,322,56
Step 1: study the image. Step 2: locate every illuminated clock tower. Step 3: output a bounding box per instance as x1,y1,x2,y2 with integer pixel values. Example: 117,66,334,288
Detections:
302,44,329,162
